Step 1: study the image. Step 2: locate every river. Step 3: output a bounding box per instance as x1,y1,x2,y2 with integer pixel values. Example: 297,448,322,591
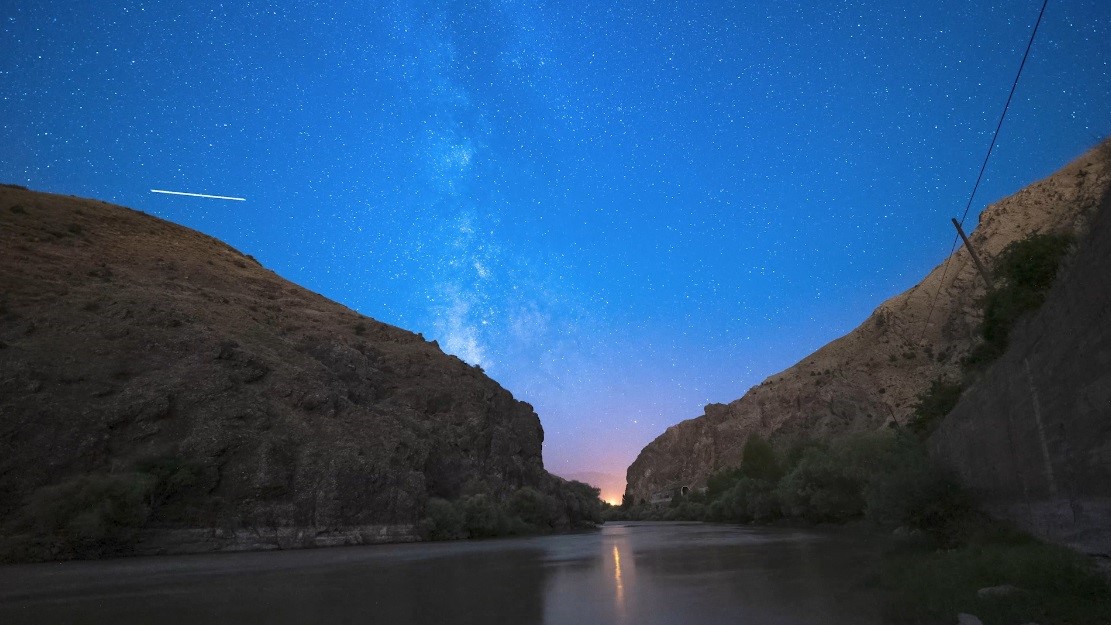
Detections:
0,522,888,624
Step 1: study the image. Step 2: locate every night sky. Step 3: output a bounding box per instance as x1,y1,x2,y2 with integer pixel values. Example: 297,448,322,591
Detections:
3,0,1109,502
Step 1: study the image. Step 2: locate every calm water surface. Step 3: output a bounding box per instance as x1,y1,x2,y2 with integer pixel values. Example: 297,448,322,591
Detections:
0,522,888,624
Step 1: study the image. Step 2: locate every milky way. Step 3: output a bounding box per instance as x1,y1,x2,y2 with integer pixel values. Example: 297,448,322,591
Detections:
3,0,1109,500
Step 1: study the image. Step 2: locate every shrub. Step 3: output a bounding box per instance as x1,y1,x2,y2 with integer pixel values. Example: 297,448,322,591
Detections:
740,434,782,481
508,487,555,529
863,435,972,541
460,494,508,538
664,501,707,521
18,473,156,555
706,467,745,501
133,455,219,523
910,234,1072,439
882,533,1111,624
907,376,965,438
968,233,1073,372
422,497,466,540
552,480,603,528
711,477,780,523
776,447,865,522
776,431,909,523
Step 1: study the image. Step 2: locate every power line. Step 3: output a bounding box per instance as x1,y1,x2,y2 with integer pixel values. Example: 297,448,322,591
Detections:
919,0,1050,339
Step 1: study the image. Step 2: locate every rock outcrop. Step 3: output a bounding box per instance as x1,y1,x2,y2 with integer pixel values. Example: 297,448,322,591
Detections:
928,174,1111,556
626,140,1111,503
0,186,555,554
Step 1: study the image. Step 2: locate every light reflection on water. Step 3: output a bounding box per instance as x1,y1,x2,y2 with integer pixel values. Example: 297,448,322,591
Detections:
0,522,886,625
612,542,625,612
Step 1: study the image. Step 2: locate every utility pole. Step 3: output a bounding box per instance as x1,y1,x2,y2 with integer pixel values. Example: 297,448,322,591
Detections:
951,217,993,290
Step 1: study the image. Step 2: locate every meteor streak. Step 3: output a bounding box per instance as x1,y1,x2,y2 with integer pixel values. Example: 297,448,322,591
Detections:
151,189,246,201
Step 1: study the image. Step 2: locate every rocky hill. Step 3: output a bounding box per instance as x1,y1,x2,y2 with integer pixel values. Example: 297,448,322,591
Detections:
626,140,1111,503
0,186,570,558
929,173,1111,556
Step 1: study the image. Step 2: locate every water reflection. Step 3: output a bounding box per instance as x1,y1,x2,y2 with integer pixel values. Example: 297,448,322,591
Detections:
0,523,886,625
612,544,624,605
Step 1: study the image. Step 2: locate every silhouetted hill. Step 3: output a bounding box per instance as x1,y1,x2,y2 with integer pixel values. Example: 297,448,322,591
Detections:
0,187,580,560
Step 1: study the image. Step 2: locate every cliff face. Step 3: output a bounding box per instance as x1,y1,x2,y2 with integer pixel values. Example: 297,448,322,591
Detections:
928,180,1111,556
627,140,1111,503
0,186,549,546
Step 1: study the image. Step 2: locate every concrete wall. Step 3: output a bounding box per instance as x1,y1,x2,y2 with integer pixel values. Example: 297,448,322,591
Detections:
929,189,1111,556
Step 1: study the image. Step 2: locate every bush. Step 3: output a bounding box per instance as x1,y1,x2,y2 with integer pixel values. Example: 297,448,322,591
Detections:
863,434,972,541
710,477,780,523
740,434,782,481
775,431,944,524
420,480,604,541
422,497,466,540
133,455,219,524
776,447,866,522
552,479,604,528
908,376,965,438
460,494,508,538
908,233,1072,440
706,467,745,501
509,487,556,529
17,473,156,556
981,233,1072,351
883,532,1111,624
664,501,707,521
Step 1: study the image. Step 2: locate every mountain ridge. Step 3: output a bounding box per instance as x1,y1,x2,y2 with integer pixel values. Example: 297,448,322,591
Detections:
0,185,580,559
625,139,1111,503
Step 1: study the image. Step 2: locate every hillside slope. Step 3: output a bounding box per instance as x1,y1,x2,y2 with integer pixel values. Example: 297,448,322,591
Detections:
626,140,1111,502
929,178,1111,556
0,186,560,556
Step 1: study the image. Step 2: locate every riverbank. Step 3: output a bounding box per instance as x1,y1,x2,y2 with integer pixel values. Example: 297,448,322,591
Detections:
0,523,421,562
878,522,1111,625
0,522,888,625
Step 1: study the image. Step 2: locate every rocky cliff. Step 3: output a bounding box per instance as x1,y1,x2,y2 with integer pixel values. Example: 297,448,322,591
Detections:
626,140,1111,503
0,186,556,556
928,176,1111,556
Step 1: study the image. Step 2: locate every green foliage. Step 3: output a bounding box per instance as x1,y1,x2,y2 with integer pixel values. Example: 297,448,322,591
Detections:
133,455,219,523
17,473,156,556
420,480,604,541
642,431,972,530
971,233,1073,370
907,376,965,438
554,480,604,528
776,446,866,522
709,477,779,523
422,497,466,540
706,467,745,501
986,234,1072,333
740,434,782,481
460,494,509,538
909,233,1073,439
882,531,1111,624
664,501,707,521
508,487,556,529
863,434,972,542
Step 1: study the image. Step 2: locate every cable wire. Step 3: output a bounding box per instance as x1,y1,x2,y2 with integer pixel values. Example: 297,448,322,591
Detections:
919,0,1050,339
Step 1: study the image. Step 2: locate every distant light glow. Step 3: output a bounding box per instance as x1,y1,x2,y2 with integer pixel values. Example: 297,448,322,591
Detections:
151,189,246,201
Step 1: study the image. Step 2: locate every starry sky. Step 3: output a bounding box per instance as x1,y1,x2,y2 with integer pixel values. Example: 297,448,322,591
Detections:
3,0,1109,502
